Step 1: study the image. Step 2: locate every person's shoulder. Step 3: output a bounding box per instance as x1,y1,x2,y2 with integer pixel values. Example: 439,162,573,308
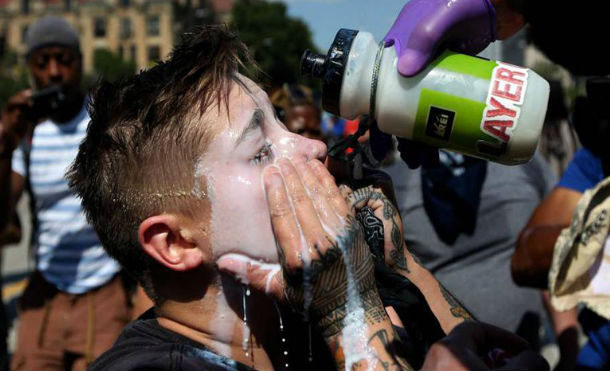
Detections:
558,148,604,193
87,313,172,371
88,310,248,371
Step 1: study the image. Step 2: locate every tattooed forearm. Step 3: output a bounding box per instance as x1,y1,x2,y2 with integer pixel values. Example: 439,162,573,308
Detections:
439,284,474,321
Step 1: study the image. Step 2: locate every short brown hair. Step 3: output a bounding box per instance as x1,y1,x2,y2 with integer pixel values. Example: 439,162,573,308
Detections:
68,25,252,303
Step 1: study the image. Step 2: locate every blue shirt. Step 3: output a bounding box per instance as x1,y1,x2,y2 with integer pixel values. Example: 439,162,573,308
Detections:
12,101,120,294
557,148,604,193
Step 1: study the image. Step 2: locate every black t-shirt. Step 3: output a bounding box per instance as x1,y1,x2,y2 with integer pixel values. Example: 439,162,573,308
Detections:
88,309,255,371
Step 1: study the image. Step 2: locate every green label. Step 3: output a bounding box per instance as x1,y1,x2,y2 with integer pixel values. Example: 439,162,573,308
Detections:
431,51,497,80
413,88,498,156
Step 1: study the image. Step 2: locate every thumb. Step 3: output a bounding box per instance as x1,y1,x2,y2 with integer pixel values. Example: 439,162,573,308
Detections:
217,253,284,299
396,48,431,77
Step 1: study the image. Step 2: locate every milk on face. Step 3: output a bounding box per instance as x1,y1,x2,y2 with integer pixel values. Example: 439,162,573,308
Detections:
302,29,550,165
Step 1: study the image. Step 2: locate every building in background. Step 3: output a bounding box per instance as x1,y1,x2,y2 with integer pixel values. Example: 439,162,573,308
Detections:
0,0,233,72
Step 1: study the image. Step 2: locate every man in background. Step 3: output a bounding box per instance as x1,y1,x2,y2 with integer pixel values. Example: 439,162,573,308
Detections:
0,16,130,370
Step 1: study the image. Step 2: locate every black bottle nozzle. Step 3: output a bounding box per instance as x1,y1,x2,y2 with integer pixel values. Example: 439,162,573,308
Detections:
300,49,327,78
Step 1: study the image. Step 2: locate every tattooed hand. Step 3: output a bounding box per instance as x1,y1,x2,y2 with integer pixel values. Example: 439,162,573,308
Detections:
218,158,380,335
343,185,410,274
344,183,475,332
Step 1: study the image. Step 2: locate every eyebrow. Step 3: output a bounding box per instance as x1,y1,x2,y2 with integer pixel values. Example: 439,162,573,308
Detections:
234,108,264,148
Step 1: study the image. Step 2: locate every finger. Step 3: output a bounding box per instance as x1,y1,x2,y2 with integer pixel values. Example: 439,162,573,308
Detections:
264,166,305,272
396,48,431,77
309,159,350,216
7,89,33,109
294,160,343,234
277,158,325,262
217,253,284,299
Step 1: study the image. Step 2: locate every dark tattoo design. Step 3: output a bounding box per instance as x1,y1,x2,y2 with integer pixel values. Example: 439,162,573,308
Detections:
368,329,414,371
350,186,409,273
282,215,377,337
439,284,473,321
356,206,385,262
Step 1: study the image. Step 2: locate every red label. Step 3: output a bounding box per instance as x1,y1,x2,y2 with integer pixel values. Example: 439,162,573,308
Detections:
477,62,528,157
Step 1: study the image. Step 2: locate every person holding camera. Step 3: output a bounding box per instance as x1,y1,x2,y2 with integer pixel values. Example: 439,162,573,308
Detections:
0,16,131,371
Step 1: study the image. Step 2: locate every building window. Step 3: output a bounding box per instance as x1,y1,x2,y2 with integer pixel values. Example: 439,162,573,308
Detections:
147,45,160,62
130,45,136,60
146,15,160,37
21,25,29,43
21,0,29,14
120,18,132,39
94,18,106,38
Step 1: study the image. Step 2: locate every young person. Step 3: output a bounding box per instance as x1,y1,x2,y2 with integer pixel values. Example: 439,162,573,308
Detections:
69,25,543,371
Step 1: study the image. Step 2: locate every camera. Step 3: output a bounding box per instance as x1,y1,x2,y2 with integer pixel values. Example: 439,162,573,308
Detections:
24,85,66,121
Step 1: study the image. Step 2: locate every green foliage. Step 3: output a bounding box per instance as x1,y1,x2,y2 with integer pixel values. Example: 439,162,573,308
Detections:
232,1,319,89
93,48,136,83
0,50,29,109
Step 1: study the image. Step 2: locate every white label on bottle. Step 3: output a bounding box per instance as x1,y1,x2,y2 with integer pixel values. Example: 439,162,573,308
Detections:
477,62,529,157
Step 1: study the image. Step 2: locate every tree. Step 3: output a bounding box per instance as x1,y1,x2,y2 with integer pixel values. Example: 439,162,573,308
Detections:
0,50,28,109
232,1,319,90
92,49,136,83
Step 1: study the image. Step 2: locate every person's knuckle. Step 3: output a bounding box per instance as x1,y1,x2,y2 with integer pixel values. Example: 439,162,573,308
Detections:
269,203,291,218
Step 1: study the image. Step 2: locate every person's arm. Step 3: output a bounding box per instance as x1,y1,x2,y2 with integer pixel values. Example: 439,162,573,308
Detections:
511,187,583,289
541,291,580,371
0,90,30,232
344,186,473,335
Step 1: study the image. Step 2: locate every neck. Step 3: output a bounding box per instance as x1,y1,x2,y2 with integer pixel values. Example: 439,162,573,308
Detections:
156,272,312,370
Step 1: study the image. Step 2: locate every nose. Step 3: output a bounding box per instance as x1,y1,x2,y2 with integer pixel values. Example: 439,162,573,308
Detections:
47,59,63,83
297,135,327,162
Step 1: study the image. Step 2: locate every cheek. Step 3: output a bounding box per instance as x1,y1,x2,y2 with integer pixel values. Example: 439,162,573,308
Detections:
207,164,278,262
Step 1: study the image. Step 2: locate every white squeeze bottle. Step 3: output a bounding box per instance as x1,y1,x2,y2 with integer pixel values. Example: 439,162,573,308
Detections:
301,29,550,165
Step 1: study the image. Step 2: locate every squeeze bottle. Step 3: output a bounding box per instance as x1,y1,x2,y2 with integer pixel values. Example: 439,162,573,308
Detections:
301,29,550,165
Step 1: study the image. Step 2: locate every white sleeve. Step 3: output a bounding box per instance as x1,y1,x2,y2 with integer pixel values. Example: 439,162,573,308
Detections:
11,145,26,176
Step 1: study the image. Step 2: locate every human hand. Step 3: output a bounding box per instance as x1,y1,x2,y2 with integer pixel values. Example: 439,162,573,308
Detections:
218,158,380,336
385,0,498,77
0,89,33,154
421,321,549,370
342,183,410,276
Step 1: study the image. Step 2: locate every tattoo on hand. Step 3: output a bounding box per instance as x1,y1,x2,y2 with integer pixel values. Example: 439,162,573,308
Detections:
283,215,376,336
350,187,409,274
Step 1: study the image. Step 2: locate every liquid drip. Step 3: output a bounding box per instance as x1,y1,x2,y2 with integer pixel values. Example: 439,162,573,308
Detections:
274,301,290,369
242,286,250,358
308,322,313,363
339,240,376,371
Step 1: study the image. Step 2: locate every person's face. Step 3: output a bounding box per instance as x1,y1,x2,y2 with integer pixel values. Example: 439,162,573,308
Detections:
285,104,323,141
28,46,82,92
195,76,327,263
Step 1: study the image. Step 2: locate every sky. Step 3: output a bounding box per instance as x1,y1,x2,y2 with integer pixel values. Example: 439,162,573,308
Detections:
271,0,406,52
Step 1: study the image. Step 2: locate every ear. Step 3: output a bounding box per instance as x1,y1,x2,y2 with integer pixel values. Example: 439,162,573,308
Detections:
138,215,204,271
